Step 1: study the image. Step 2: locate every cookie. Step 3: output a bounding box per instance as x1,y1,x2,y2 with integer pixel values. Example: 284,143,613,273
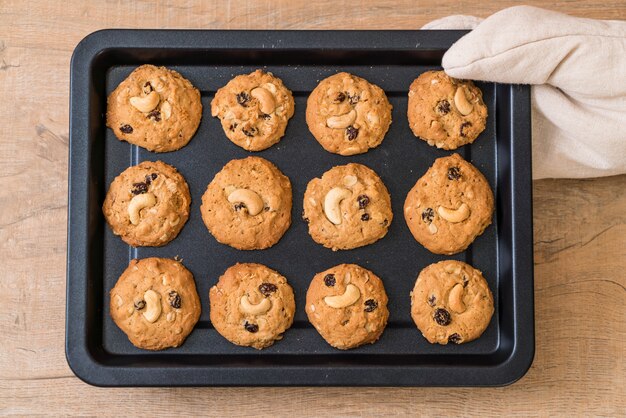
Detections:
211,69,295,151
106,64,202,152
306,264,389,350
306,72,392,155
209,263,295,349
303,163,392,251
103,160,191,247
200,156,292,250
110,257,201,350
403,153,493,255
410,260,494,345
407,70,487,150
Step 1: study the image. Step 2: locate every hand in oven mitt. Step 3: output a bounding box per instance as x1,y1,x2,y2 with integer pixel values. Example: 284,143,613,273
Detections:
423,6,626,179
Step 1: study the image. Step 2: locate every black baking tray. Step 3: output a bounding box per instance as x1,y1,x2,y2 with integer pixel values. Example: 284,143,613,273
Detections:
66,30,534,387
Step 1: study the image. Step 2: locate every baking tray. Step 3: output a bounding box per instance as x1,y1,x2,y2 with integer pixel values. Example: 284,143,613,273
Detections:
66,30,534,387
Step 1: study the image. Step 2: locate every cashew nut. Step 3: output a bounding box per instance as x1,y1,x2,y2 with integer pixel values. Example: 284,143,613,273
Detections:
161,101,172,120
454,87,473,116
239,295,272,315
130,91,160,113
128,192,156,225
437,203,470,223
326,109,357,129
227,189,264,216
448,284,466,313
142,290,162,323
251,87,276,114
323,187,352,225
324,284,361,308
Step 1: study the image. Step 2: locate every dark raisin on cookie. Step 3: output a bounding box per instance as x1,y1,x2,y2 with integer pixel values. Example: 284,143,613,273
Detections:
364,299,378,312
428,295,436,307
244,321,259,333
361,213,370,221
324,274,336,287
357,195,370,209
346,126,359,141
168,291,182,309
460,121,472,137
433,308,451,326
229,123,238,132
260,113,271,120
131,182,149,195
134,300,146,310
436,100,451,115
421,208,434,224
463,276,469,288
381,219,389,227
448,333,463,344
120,124,133,134
259,283,278,297
334,92,346,103
242,126,258,137
447,167,461,180
147,110,161,122
236,92,251,107
233,202,245,211
143,82,153,94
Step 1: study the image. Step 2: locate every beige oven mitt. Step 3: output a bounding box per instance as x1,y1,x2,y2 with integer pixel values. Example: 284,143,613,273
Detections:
423,6,626,179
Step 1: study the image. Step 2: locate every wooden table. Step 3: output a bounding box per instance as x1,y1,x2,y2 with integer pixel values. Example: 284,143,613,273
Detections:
1,1,624,416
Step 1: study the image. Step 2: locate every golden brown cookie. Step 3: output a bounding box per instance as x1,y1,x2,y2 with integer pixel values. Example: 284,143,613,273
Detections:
103,161,191,247
211,69,295,151
109,257,201,350
200,156,292,250
305,264,389,350
407,70,487,150
403,154,493,255
306,72,392,155
302,163,392,251
410,260,494,345
106,64,202,152
209,263,296,349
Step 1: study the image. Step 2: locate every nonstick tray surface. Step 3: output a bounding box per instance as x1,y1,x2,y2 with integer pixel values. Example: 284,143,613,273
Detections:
67,30,534,386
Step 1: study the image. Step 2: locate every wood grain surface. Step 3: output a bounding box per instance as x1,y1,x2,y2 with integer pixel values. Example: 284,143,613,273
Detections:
0,0,624,416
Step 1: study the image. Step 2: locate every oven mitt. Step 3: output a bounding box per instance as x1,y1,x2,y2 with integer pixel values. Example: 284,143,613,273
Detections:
423,6,626,179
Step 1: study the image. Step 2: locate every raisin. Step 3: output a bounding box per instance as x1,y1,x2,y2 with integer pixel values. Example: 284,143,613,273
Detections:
244,321,258,333
364,299,378,312
134,300,146,310
259,283,278,297
242,126,257,137
143,82,153,93
347,93,360,105
460,121,472,137
428,295,436,307
421,207,434,224
234,202,245,211
147,110,161,122
346,126,359,141
260,113,271,120
264,206,270,211
361,213,370,221
131,182,148,195
334,92,346,103
120,124,133,134
229,124,237,132
448,333,462,344
150,173,158,181
302,210,309,223
447,166,461,180
168,291,181,309
381,219,389,227
357,195,370,209
433,308,451,326
463,276,469,288
236,92,250,107
323,274,336,287
436,100,451,115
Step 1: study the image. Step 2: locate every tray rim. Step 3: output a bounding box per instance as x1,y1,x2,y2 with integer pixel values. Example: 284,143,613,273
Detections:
66,29,534,387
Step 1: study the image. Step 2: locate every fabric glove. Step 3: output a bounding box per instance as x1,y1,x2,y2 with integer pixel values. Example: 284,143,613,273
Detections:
423,6,626,179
